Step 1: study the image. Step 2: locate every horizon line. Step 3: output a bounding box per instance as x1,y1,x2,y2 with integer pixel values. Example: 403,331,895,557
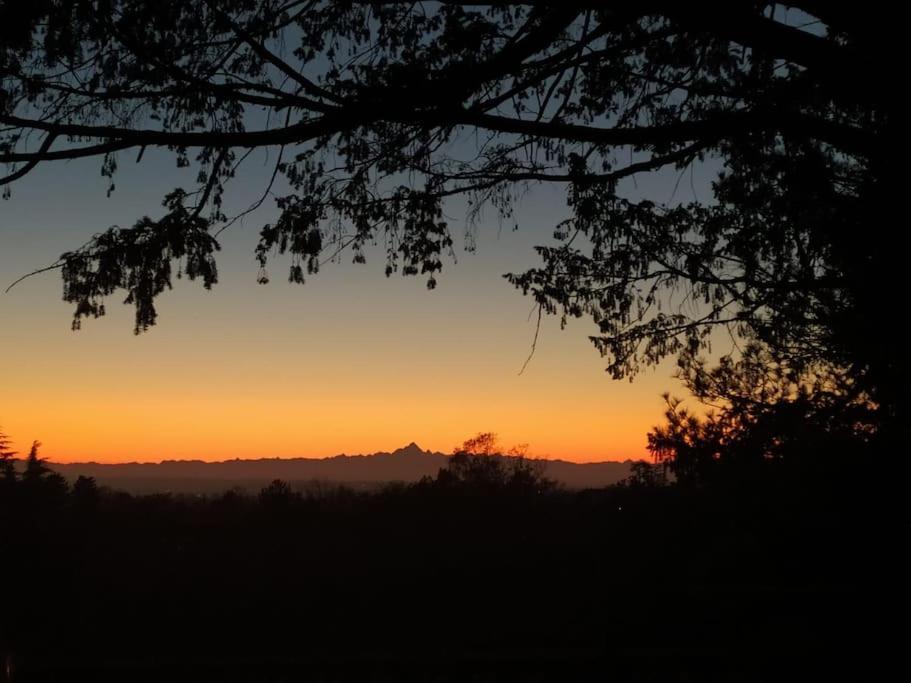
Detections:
33,443,637,467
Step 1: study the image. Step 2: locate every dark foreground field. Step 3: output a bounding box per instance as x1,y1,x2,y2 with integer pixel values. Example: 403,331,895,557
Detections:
1,468,905,682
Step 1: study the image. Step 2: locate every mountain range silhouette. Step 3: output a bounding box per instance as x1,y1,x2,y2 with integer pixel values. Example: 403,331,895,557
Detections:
39,443,634,493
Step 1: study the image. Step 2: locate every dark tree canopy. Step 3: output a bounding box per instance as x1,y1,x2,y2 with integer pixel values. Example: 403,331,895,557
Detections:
648,343,879,484
0,2,902,424
438,432,553,493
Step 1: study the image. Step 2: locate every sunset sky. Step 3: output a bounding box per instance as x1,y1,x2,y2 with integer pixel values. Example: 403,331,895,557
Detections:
0,145,716,464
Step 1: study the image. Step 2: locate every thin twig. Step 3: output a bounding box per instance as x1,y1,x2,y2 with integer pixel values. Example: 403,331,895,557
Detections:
5,262,63,293
519,303,544,375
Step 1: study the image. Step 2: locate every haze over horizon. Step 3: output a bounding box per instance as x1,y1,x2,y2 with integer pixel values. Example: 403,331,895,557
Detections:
23,441,637,493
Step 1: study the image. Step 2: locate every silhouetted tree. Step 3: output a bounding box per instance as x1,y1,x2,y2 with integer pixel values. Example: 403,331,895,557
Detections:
647,395,726,486
42,473,69,500
623,460,668,489
0,428,15,486
71,475,100,511
17,441,69,504
21,441,50,484
0,3,901,435
214,486,247,512
457,433,501,458
440,433,553,493
258,478,297,510
648,343,877,484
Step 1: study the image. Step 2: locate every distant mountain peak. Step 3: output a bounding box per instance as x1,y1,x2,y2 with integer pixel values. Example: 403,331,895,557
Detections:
393,442,425,456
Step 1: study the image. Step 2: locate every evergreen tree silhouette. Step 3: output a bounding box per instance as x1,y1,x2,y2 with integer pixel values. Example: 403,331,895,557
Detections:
71,475,100,511
22,441,50,484
0,427,16,486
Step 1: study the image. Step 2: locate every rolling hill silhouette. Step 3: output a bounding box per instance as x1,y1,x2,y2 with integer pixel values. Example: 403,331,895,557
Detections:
42,443,634,493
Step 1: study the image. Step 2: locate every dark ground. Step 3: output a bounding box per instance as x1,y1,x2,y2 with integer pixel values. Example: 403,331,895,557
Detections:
1,469,906,682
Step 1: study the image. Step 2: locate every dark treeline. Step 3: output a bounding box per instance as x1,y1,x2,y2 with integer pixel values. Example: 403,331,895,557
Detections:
0,434,904,682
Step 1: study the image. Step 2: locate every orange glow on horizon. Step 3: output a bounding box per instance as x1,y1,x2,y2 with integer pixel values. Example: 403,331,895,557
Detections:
1,327,667,464
2,385,657,465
